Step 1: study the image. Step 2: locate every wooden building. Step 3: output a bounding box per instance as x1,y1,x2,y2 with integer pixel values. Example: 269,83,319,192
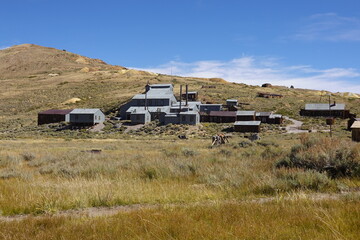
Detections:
300,103,350,118
181,91,198,101
236,111,256,121
38,109,73,125
234,121,261,133
69,109,105,125
130,110,151,124
201,111,236,123
351,121,360,142
256,112,272,123
348,116,360,130
226,99,238,107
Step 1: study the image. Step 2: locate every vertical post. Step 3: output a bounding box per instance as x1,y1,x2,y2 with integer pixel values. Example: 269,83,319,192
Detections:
329,95,332,137
186,84,188,106
179,85,182,112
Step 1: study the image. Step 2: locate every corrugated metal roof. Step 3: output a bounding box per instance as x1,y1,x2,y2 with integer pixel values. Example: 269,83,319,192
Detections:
149,84,173,88
182,91,197,94
200,104,222,106
269,114,282,119
351,121,360,128
236,111,255,116
70,109,102,114
38,109,73,115
226,99,238,102
256,112,272,117
126,106,170,113
305,103,346,111
234,121,261,126
132,93,174,99
209,111,236,117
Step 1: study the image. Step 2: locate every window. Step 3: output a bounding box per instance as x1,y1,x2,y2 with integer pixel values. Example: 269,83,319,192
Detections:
190,115,195,122
136,115,140,120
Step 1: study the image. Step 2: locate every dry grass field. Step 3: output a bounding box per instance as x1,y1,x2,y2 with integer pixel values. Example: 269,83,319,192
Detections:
0,44,360,239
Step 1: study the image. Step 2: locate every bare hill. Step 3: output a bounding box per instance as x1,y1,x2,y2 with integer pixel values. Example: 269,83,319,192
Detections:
0,44,125,78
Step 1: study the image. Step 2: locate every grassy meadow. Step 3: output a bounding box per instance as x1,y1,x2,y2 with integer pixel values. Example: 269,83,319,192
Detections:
1,45,360,239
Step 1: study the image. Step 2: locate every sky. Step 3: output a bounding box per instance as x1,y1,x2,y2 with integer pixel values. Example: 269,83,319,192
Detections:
1,0,360,93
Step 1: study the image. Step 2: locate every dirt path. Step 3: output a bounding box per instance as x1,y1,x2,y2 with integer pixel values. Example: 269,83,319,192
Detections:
0,191,358,222
124,123,144,133
89,122,105,132
285,117,309,134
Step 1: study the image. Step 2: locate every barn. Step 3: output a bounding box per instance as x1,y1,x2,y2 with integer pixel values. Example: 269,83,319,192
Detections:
234,121,261,133
38,109,73,125
69,109,105,125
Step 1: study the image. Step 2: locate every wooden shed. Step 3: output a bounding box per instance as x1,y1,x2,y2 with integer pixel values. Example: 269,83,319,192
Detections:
234,121,261,133
236,111,256,121
181,91,198,101
256,112,272,123
351,121,360,142
300,103,350,119
348,116,360,130
38,109,73,125
69,109,105,125
206,111,236,123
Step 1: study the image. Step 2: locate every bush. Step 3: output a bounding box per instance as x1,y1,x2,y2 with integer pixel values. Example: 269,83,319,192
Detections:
276,135,360,178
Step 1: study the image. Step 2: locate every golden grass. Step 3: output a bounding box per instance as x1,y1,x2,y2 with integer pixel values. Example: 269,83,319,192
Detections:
0,199,359,239
0,136,358,216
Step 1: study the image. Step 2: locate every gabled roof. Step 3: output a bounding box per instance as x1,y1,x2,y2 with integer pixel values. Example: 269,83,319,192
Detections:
236,111,256,116
234,121,261,126
70,109,103,114
304,103,346,111
38,109,73,115
351,121,360,129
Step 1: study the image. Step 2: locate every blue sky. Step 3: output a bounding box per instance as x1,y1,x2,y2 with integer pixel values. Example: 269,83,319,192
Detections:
1,0,360,92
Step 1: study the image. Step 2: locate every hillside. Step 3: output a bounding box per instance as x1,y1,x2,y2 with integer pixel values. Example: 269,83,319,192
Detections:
0,44,360,133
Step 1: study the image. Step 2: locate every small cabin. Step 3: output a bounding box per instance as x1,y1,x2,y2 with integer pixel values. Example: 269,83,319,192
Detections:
226,99,238,107
181,91,198,101
38,109,73,125
300,103,350,118
234,121,261,133
200,104,222,113
351,121,360,142
203,111,236,123
256,112,272,123
130,110,151,124
69,109,105,125
236,111,256,121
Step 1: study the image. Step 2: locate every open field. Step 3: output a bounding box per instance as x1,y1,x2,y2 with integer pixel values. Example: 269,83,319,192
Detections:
1,45,360,239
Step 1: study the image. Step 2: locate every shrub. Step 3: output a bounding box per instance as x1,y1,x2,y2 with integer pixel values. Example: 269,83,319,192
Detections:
276,135,360,178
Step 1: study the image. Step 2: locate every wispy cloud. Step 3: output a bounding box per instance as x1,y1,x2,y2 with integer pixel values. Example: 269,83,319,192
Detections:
0,46,10,50
293,13,360,42
136,56,360,93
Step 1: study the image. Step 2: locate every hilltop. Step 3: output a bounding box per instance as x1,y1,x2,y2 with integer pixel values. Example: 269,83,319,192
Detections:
0,44,360,132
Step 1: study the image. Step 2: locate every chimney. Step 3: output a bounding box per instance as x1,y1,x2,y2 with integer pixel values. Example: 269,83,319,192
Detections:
186,84,188,106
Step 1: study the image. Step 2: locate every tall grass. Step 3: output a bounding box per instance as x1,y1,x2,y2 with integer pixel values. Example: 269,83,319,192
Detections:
0,199,359,239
